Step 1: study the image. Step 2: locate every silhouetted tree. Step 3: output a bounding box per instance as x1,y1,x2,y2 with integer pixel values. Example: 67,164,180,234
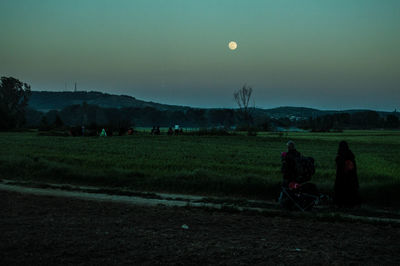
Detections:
169,110,187,126
25,108,44,127
39,116,50,131
0,76,31,130
54,114,64,128
209,109,235,128
186,109,207,127
385,114,400,128
234,84,254,129
351,111,382,129
258,117,271,131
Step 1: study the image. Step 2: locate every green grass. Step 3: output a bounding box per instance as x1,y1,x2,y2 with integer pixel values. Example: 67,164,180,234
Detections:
0,130,399,206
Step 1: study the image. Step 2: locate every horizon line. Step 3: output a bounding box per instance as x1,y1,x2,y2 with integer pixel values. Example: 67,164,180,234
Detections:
30,89,398,113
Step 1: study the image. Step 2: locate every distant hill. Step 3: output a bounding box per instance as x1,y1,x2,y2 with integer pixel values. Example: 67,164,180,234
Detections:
29,91,189,112
25,90,400,129
29,90,396,120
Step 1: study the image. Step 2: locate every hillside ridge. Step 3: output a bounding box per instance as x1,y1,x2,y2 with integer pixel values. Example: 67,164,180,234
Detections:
29,90,394,118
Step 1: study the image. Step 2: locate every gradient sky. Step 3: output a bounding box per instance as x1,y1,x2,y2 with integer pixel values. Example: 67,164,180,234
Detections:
1,0,399,111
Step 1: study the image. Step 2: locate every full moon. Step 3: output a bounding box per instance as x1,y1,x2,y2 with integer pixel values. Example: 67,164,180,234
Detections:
228,41,237,50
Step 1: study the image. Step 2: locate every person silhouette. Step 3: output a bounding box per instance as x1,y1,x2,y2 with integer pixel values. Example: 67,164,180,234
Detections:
334,141,360,207
281,140,301,187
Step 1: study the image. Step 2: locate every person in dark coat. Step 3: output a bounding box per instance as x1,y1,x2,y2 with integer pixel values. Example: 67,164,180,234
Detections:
167,127,173,136
281,140,301,187
334,141,360,207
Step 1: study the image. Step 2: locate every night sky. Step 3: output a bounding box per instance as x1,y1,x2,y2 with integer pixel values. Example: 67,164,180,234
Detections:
1,0,399,111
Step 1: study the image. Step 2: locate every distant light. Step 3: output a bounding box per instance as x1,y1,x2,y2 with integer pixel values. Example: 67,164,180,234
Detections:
228,41,237,50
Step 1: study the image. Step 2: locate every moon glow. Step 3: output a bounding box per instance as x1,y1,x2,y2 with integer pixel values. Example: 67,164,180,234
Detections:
228,41,237,50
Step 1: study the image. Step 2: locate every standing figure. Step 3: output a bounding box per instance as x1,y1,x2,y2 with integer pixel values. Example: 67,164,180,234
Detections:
167,127,173,136
155,126,161,135
334,141,360,207
281,140,301,187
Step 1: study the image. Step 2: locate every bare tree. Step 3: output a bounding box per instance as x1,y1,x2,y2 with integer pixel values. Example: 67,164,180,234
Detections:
234,84,254,129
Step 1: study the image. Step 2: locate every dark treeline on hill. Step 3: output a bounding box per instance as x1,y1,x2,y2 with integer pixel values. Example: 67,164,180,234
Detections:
27,103,238,129
2,88,399,131
26,102,400,132
296,111,400,131
2,76,399,132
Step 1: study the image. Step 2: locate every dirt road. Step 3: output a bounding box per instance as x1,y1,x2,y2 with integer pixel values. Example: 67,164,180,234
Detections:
1,189,399,265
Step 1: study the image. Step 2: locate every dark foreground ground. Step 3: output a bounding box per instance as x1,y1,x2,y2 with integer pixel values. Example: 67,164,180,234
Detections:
1,191,399,265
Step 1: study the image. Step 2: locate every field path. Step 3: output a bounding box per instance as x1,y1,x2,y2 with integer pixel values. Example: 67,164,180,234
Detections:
1,185,400,265
1,179,400,225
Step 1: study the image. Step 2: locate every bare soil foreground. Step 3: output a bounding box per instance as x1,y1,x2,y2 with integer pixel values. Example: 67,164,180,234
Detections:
1,190,400,266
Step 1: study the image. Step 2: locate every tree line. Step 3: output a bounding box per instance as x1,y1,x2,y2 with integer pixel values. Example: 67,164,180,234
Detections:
1,76,399,132
29,102,400,132
28,103,239,129
296,111,400,131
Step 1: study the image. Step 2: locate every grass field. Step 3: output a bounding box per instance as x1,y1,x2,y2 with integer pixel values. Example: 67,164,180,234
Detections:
0,130,399,206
